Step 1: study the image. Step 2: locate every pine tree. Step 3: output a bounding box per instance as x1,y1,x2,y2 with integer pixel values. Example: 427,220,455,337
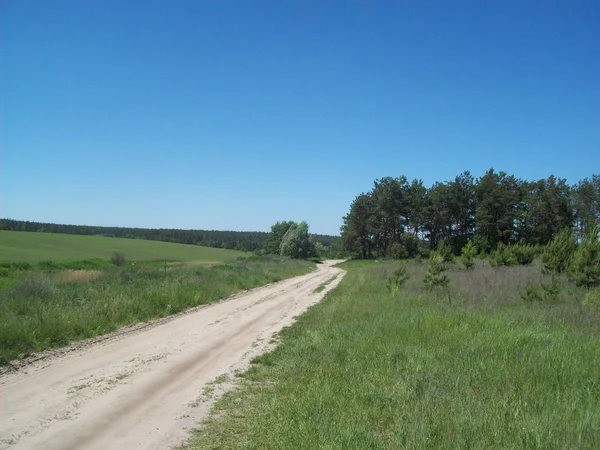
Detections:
461,241,477,270
423,251,451,304
541,227,576,275
568,224,600,289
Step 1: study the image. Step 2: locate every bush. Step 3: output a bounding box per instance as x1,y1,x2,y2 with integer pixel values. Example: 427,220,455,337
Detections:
111,252,126,266
460,241,477,270
520,281,560,303
568,224,600,289
472,233,491,254
12,273,57,299
400,234,420,259
38,260,61,272
490,243,516,267
0,262,32,271
388,265,410,296
510,243,537,266
583,290,600,308
423,251,450,295
388,242,408,259
388,235,421,260
542,228,576,275
436,242,454,263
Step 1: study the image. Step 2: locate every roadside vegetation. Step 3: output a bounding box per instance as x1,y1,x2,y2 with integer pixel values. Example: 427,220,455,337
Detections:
0,255,314,366
312,275,339,294
185,257,600,449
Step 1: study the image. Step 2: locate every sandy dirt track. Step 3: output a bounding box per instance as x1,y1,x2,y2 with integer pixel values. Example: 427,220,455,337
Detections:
0,261,345,450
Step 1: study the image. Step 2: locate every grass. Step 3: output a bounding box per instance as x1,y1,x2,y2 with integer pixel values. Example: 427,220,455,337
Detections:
312,275,339,294
0,230,245,262
185,259,600,449
0,256,315,366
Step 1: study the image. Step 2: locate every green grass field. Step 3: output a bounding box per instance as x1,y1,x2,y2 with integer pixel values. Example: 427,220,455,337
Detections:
0,231,244,263
186,260,600,449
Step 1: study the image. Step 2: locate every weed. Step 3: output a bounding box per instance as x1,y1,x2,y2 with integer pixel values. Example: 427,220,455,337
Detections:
11,273,57,299
55,270,103,284
111,252,126,266
312,275,338,294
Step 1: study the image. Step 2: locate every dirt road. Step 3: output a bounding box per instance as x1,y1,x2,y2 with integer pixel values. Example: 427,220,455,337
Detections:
0,261,344,450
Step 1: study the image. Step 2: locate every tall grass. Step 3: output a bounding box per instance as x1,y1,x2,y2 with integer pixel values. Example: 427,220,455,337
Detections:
185,260,600,449
0,256,314,366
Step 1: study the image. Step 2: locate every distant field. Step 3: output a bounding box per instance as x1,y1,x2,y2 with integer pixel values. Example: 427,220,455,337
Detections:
0,231,245,262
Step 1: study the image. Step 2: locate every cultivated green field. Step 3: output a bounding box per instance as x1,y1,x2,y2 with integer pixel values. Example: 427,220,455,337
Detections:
186,260,600,449
0,231,244,263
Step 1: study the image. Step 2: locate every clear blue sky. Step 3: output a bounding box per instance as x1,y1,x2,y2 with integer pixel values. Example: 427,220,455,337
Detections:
2,1,598,235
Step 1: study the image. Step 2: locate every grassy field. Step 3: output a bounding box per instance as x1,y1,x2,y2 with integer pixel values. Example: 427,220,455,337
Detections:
0,256,315,366
0,230,245,262
186,259,600,449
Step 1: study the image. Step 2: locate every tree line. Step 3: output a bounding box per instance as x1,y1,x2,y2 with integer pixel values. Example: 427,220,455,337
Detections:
0,219,340,254
341,169,599,259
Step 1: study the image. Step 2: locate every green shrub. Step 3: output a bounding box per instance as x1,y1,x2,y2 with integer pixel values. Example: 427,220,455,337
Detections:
12,273,57,299
520,281,560,303
542,228,576,275
399,234,420,259
388,242,408,259
583,290,600,308
388,265,410,296
111,252,126,266
490,243,516,267
460,240,477,270
423,251,449,292
489,243,535,267
472,233,491,254
0,262,32,271
418,247,430,259
436,242,454,263
38,260,61,272
510,243,537,265
568,224,600,289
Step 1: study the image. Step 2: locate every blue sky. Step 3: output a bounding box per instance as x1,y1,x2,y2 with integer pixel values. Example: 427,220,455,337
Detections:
2,1,598,235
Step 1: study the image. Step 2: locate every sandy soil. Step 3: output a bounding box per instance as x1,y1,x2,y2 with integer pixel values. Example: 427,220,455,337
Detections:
0,261,345,450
